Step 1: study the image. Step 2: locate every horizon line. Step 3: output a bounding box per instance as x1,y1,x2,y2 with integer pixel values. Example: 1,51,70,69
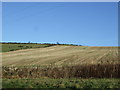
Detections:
0,41,119,47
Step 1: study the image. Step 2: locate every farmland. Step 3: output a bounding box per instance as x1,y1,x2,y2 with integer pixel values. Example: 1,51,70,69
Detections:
1,43,55,52
1,43,120,88
2,45,119,66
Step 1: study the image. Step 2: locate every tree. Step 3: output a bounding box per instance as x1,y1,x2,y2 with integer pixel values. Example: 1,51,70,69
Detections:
28,41,30,43
57,42,60,45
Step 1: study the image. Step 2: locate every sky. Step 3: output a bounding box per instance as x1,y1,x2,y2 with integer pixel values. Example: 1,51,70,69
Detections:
2,2,118,46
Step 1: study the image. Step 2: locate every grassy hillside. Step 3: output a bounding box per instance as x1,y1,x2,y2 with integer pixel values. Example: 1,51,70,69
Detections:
1,43,55,52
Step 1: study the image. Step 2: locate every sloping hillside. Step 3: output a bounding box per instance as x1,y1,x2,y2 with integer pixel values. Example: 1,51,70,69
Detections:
2,45,118,66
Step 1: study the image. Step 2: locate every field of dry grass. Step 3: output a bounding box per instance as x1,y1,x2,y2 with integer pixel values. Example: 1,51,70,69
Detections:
2,45,119,67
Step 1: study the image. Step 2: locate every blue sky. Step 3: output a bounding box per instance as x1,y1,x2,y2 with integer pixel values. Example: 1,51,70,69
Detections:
2,2,118,46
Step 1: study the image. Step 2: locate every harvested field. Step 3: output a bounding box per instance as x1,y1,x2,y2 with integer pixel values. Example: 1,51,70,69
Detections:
2,45,119,66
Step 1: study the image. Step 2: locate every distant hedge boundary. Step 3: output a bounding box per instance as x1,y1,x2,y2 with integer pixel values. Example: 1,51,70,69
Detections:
0,42,82,46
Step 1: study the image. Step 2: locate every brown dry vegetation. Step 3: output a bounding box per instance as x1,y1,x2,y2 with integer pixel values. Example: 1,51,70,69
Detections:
2,64,120,79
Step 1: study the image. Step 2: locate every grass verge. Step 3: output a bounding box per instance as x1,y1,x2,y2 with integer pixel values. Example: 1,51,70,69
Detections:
2,78,120,88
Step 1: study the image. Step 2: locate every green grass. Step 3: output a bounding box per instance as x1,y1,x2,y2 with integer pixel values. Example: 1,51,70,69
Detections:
2,78,120,88
1,43,55,52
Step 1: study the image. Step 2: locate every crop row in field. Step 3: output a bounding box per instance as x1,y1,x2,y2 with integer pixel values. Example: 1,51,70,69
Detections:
2,64,119,79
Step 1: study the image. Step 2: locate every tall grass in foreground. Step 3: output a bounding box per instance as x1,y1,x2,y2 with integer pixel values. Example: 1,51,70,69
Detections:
2,64,119,79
